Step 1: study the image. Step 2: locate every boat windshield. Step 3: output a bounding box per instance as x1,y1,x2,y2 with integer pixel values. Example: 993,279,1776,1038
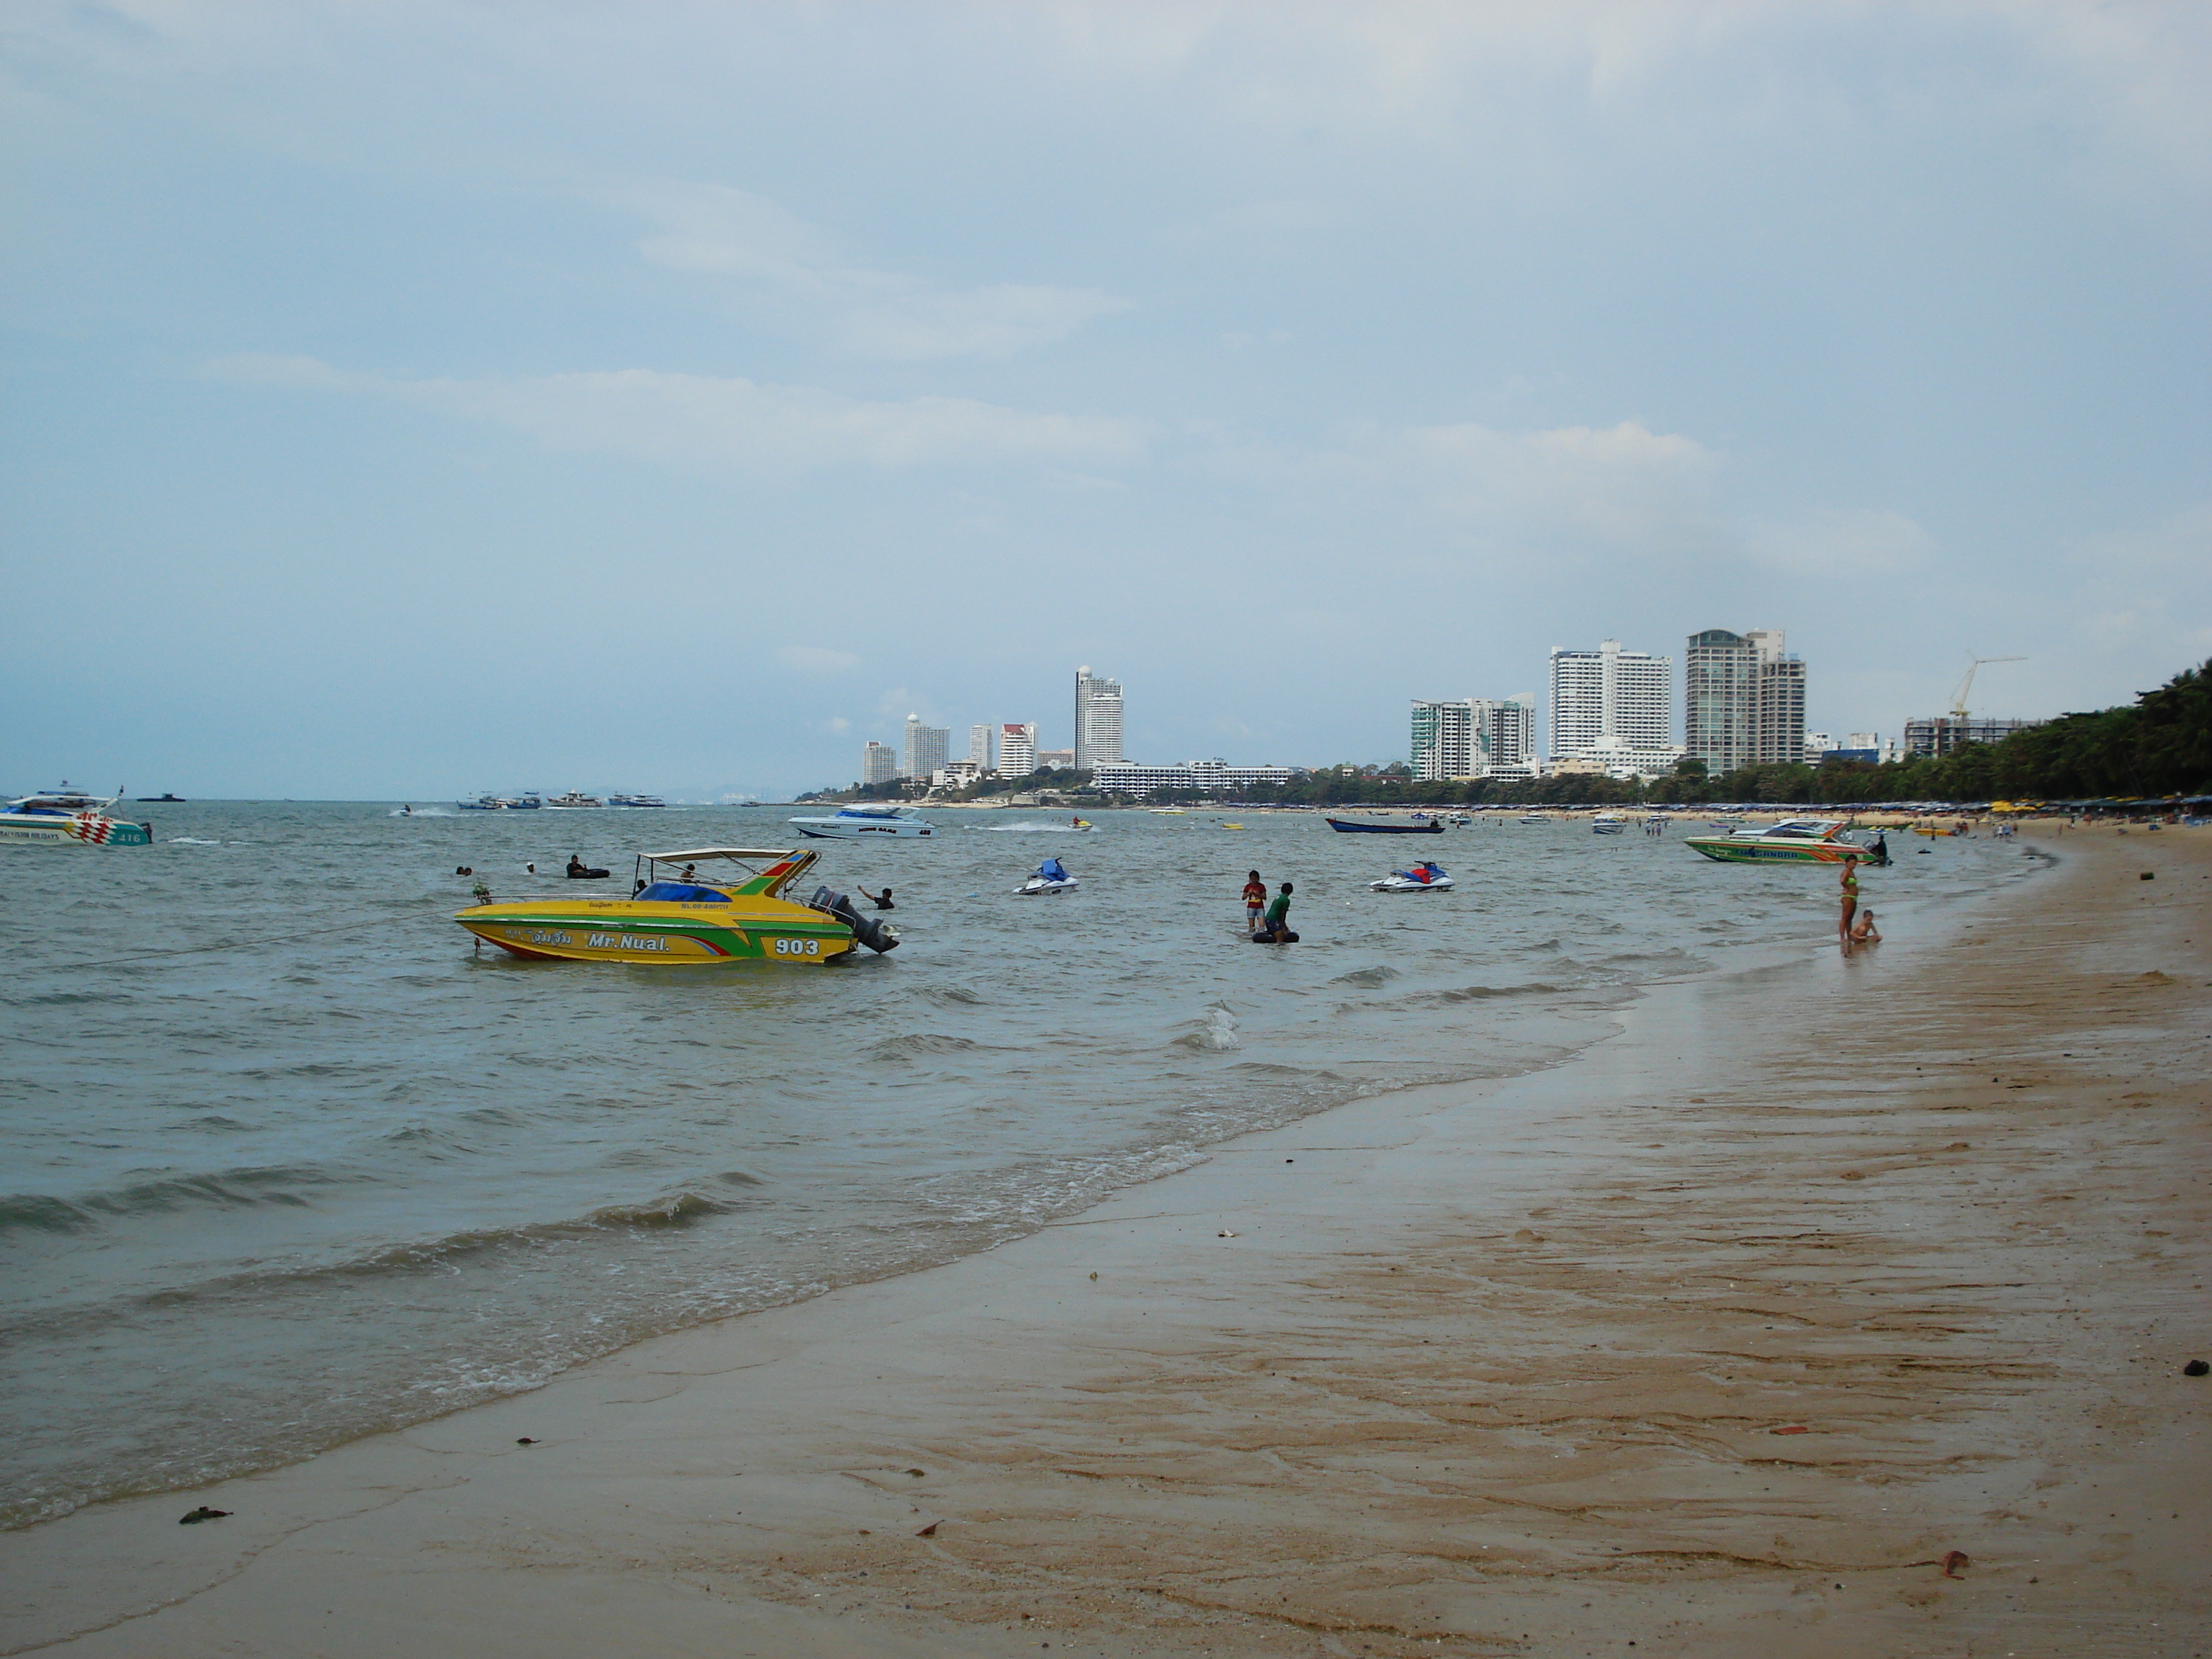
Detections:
636,882,729,902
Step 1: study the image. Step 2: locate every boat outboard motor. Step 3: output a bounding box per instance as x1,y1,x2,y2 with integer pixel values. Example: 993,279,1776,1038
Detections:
808,885,900,953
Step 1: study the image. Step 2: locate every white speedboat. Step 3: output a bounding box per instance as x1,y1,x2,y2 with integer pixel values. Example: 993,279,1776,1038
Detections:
547,792,604,809
0,786,153,848
788,804,935,840
1370,862,1452,891
608,793,667,809
1591,814,1627,835
1016,857,1079,895
1517,814,1552,826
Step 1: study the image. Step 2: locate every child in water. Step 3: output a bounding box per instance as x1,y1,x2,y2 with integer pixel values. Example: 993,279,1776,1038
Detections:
1241,870,1267,930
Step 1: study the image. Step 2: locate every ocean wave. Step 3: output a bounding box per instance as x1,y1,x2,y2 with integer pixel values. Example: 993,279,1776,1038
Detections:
1329,966,1401,988
1409,981,1565,1005
974,822,1087,832
0,1164,355,1236
1171,1006,1241,1053
866,1032,989,1061
166,837,223,845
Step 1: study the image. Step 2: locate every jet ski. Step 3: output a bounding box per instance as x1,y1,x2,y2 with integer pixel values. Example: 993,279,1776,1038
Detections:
1370,862,1452,892
1016,856,1080,896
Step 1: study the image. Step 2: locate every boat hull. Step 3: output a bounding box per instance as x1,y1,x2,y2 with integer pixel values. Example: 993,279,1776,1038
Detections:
1324,817,1444,834
0,811,152,847
1683,836,1861,864
454,895,856,963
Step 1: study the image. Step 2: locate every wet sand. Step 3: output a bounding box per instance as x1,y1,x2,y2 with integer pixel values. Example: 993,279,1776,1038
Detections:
6,825,2207,1658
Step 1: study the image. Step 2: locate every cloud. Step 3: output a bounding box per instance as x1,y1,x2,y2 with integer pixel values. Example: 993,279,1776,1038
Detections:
836,285,1130,361
209,354,1151,473
615,181,1128,359
777,645,860,674
1743,507,1938,575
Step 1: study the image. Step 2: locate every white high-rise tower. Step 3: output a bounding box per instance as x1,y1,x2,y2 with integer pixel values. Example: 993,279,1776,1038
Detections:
1547,639,1678,775
998,723,1037,776
968,724,995,771
1074,667,1123,770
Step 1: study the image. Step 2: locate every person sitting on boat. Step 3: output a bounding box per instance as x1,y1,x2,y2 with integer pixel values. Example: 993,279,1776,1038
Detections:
859,886,895,910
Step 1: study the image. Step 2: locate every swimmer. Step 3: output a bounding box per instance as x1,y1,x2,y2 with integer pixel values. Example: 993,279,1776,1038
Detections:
858,886,895,910
1838,853,1861,952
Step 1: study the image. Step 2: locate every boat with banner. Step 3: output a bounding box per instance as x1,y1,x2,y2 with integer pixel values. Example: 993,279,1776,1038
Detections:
0,786,153,848
1683,818,1874,865
1323,810,1446,834
788,804,934,839
454,847,898,963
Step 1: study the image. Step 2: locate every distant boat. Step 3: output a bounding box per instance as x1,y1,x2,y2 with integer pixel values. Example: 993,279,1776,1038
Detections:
1591,814,1627,835
137,793,186,803
608,793,667,809
546,792,604,809
1324,811,1446,834
1516,814,1552,826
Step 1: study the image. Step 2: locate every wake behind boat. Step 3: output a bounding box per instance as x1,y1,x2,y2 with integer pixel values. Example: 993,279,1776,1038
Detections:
0,786,153,848
454,847,899,963
789,804,934,840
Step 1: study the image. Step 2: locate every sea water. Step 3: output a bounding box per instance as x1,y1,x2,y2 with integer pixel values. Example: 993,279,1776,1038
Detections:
0,804,2031,1526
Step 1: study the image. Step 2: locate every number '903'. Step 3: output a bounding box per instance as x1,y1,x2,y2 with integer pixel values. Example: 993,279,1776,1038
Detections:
773,937,822,956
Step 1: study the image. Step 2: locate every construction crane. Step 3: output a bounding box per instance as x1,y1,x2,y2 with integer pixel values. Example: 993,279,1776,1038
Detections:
1951,655,2025,721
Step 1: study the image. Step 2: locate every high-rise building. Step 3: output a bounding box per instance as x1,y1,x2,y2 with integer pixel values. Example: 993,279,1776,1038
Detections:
861,741,897,786
901,714,948,781
1410,698,1538,781
1074,667,1123,770
998,723,1037,776
1547,639,1676,774
1686,628,1806,774
968,724,995,771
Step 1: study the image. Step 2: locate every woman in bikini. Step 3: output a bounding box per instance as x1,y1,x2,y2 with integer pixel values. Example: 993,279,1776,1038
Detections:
1838,853,1861,951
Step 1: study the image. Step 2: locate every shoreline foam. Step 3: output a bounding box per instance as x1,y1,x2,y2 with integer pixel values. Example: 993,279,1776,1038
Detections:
6,824,2206,1657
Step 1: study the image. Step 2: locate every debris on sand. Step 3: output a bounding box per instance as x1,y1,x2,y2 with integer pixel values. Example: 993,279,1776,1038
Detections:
178,1506,231,1525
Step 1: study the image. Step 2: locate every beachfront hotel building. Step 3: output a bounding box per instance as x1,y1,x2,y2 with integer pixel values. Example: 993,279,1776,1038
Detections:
901,716,949,781
861,740,897,786
1686,628,1805,774
1409,697,1538,781
997,722,1037,777
1547,639,1681,777
1074,667,1124,770
1089,759,1298,798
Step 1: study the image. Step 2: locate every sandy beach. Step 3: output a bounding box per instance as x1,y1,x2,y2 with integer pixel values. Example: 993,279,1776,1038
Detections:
5,824,2206,1658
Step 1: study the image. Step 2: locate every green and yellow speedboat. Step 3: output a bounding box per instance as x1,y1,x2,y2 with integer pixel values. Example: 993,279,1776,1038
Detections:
454,847,899,965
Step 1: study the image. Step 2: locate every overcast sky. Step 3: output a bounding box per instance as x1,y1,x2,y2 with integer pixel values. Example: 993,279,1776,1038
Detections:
4,1,2207,799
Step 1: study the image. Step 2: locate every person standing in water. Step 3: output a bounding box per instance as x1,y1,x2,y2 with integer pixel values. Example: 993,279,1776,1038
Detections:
1838,853,1862,952
1241,870,1267,930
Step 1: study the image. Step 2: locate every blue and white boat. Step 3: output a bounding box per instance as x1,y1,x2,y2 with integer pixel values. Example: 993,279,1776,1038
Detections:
788,804,935,840
457,792,543,811
1,785,153,847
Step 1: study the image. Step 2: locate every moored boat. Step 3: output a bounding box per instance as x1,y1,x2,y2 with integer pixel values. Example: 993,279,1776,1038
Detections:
0,786,153,848
1015,856,1079,896
454,847,898,963
1683,818,1873,864
1324,810,1446,834
1517,814,1552,826
788,804,934,839
1371,862,1452,891
546,792,604,809
1591,813,1627,835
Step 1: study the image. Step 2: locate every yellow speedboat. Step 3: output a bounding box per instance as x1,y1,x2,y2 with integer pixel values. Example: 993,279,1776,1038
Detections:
454,848,898,965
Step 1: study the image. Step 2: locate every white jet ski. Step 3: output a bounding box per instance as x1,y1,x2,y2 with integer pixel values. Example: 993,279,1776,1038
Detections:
1016,857,1080,896
1370,862,1453,892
